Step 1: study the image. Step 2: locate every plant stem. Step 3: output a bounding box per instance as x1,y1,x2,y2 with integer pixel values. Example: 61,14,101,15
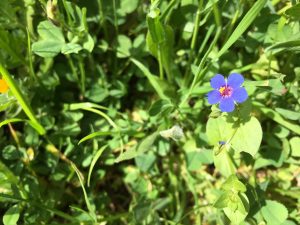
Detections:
158,44,164,79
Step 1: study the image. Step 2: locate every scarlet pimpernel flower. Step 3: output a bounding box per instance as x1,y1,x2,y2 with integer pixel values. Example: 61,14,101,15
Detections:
207,73,248,112
0,78,9,94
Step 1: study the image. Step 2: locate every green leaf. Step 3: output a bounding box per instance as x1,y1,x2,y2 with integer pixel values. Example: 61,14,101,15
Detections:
146,24,174,80
37,21,64,41
222,175,246,193
61,43,82,54
290,137,300,157
206,116,235,145
2,145,20,161
0,28,25,64
149,99,174,117
32,21,65,58
115,132,159,163
261,200,288,225
285,3,300,19
253,101,300,135
147,8,165,44
131,58,170,100
32,40,64,58
135,152,157,172
214,192,230,209
136,132,159,155
275,108,300,121
223,193,249,224
231,117,263,156
82,34,94,52
117,0,139,15
245,77,285,95
213,147,237,177
3,204,20,225
116,35,132,58
186,150,213,171
217,0,267,58
0,118,25,128
265,40,300,54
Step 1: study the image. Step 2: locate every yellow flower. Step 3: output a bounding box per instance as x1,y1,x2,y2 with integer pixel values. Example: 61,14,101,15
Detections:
0,79,9,93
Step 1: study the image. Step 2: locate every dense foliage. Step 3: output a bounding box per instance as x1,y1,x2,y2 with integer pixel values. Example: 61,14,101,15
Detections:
1,0,300,224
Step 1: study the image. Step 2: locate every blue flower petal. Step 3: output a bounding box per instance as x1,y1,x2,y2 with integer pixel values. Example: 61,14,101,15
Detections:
207,90,222,104
227,73,244,88
219,97,235,112
210,74,226,89
232,87,248,103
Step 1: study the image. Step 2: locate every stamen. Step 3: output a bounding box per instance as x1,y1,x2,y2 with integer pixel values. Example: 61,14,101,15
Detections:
218,85,233,98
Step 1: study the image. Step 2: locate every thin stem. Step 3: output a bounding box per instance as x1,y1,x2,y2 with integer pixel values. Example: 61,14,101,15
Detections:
78,56,86,94
98,0,109,40
112,0,119,36
26,29,38,81
66,55,80,87
190,0,203,50
161,0,178,24
158,44,164,79
183,0,204,86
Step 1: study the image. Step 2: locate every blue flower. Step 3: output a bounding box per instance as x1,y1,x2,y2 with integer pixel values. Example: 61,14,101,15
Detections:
207,73,248,112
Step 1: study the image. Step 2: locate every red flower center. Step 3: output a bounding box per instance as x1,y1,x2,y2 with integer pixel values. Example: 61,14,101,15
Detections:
219,86,233,98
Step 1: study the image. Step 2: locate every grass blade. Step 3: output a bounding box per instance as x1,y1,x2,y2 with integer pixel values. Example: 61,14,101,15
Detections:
217,0,267,58
79,131,118,144
253,101,300,135
131,58,169,100
0,64,45,135
87,145,107,187
70,162,97,222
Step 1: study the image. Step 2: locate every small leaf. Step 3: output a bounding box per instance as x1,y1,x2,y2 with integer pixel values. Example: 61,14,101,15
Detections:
137,132,159,154
135,152,156,172
3,204,20,225
223,193,249,224
213,147,237,177
117,35,132,58
275,108,300,121
2,145,20,161
186,150,213,171
285,3,300,19
214,192,230,209
37,21,64,41
32,21,65,58
61,43,82,54
149,99,174,117
290,137,300,157
115,132,159,163
131,58,171,100
32,40,64,58
222,175,247,193
261,200,288,225
118,0,139,15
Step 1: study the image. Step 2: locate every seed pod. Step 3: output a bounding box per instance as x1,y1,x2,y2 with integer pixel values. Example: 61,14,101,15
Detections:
160,125,184,141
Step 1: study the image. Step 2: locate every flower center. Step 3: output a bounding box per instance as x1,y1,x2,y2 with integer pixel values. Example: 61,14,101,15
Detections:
219,86,233,98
